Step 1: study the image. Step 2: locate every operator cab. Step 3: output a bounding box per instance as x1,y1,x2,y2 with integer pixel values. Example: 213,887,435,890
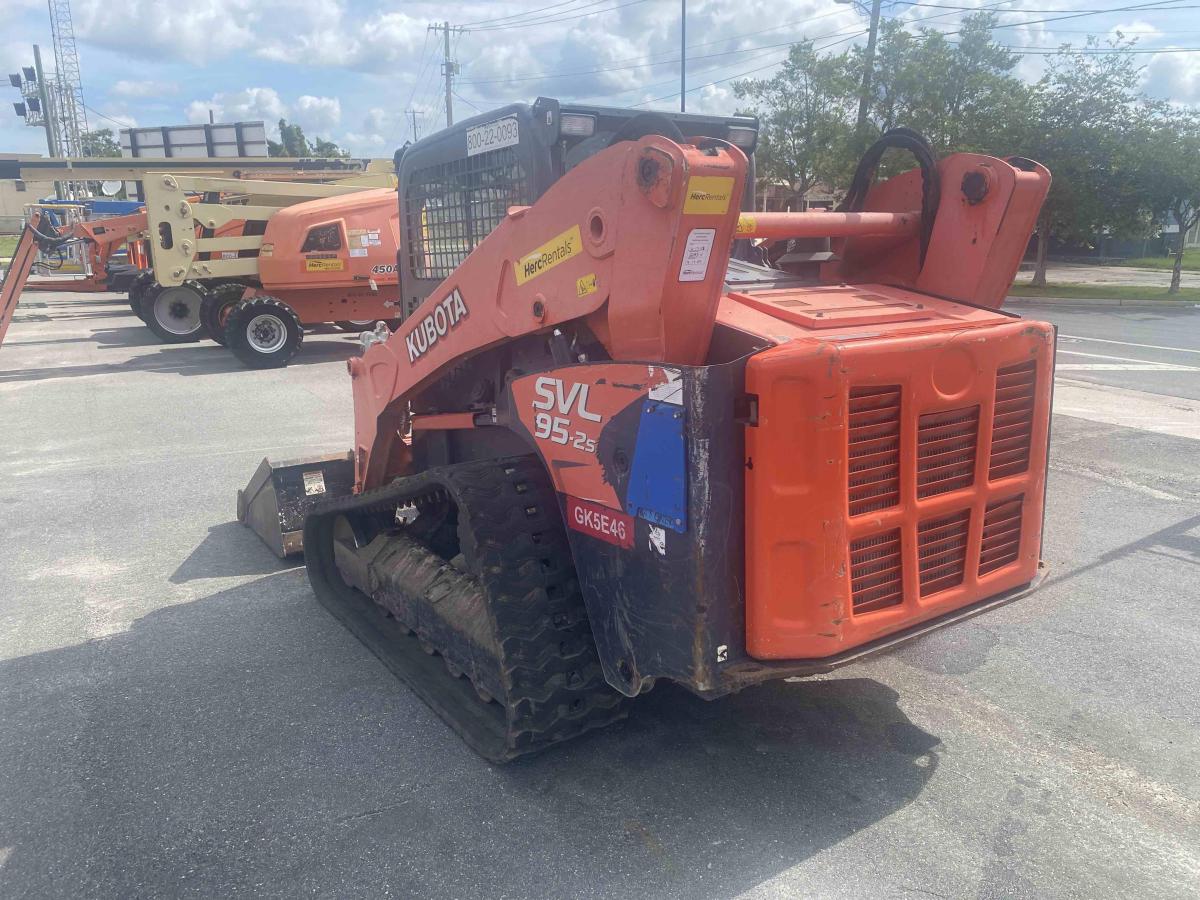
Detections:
392,97,760,319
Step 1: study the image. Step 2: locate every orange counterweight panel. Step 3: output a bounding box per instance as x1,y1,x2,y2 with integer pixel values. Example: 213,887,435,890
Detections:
735,288,1054,659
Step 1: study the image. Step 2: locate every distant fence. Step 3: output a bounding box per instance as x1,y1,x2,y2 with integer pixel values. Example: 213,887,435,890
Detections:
0,215,24,235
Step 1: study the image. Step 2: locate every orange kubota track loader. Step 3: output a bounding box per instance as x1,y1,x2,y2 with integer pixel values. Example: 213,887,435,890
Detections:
239,101,1053,761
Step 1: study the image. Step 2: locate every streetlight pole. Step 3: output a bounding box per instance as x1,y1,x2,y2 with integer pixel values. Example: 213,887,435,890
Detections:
855,0,883,139
680,0,687,112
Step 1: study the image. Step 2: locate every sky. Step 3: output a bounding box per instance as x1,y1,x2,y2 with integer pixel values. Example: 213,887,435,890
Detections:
3,0,1200,158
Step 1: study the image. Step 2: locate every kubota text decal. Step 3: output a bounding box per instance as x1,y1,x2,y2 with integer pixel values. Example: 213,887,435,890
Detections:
405,288,469,362
515,225,582,285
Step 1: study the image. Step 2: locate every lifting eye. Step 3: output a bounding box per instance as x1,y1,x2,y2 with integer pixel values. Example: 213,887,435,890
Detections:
157,222,173,250
589,213,605,241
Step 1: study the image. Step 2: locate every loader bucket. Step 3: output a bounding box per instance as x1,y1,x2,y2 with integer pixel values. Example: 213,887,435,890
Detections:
0,214,45,349
237,452,355,557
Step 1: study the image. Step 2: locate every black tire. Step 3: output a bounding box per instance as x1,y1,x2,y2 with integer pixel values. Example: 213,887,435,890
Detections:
224,296,303,368
128,273,154,319
140,283,205,343
334,319,381,333
200,283,246,346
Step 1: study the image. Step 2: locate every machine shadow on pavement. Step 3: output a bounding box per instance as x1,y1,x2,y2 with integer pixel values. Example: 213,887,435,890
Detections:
0,569,941,899
169,521,304,584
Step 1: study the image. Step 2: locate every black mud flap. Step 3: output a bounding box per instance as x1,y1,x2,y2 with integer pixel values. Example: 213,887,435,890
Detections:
237,452,355,557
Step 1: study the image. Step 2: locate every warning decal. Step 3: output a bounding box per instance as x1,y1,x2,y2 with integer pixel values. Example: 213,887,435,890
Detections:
515,224,582,286
302,471,327,496
736,215,756,235
576,273,598,297
682,176,735,215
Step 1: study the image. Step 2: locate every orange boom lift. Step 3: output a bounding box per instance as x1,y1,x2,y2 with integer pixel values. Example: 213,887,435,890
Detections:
237,101,1053,761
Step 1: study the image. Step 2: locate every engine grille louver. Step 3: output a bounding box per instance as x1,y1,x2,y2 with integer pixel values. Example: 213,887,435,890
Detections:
848,385,902,516
850,529,904,613
980,495,1024,575
990,361,1037,480
917,406,980,498
917,509,971,597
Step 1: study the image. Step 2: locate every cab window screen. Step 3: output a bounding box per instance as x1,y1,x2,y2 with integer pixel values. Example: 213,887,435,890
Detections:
404,146,530,280
301,222,342,252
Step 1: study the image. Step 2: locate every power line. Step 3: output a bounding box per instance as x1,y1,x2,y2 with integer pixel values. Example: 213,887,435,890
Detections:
597,0,1011,102
82,103,129,129
631,29,869,108
895,0,1191,10
452,90,483,113
459,0,585,28
470,0,652,31
938,0,1200,36
457,0,1028,89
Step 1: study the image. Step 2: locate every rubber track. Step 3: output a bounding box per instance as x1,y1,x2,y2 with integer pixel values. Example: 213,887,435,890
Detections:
304,456,626,762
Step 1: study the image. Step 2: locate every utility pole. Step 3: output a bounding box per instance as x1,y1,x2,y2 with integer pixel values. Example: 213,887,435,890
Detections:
31,44,58,159
429,21,464,128
680,0,686,112
406,108,423,141
855,0,883,139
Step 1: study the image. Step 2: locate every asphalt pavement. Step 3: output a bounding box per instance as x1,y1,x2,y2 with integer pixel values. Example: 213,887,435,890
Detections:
0,292,1197,899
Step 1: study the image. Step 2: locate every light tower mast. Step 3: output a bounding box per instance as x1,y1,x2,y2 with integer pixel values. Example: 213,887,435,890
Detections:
46,0,88,159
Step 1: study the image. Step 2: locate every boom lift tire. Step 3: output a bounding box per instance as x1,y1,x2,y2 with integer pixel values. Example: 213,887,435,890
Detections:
200,283,247,346
334,319,382,333
224,296,304,368
141,283,205,343
303,455,627,762
128,272,154,319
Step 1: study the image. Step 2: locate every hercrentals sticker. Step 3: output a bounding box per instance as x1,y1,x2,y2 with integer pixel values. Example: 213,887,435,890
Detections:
515,224,582,286
682,176,735,215
405,288,468,363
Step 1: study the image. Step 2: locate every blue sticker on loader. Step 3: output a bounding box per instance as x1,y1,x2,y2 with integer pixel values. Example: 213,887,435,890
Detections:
624,399,687,533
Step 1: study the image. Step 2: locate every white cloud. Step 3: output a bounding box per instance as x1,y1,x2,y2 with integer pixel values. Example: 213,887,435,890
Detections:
1109,20,1163,42
253,7,426,72
183,88,343,140
185,87,287,128
112,79,179,98
73,0,256,64
1144,51,1200,104
293,95,341,133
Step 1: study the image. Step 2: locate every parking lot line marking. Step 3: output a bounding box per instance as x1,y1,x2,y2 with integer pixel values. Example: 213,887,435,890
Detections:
1052,378,1200,440
1059,334,1200,355
1056,349,1200,370
1057,364,1198,371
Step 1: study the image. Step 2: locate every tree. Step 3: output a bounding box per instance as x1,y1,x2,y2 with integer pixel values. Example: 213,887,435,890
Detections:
1022,38,1150,286
734,41,858,208
311,136,350,159
1138,109,1200,293
267,119,349,158
863,14,1030,156
81,128,121,157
